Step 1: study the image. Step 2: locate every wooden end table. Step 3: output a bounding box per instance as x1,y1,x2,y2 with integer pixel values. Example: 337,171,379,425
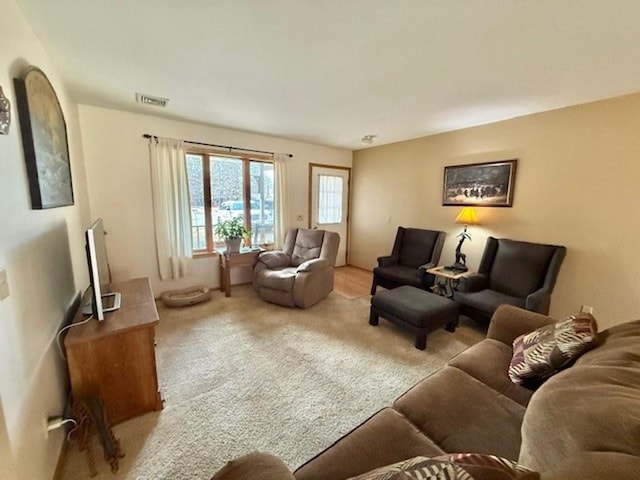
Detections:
427,266,473,298
219,248,262,297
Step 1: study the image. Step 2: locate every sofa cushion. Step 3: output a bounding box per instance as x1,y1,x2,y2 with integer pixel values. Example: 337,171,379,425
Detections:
518,320,640,472
348,454,537,480
294,407,445,480
448,339,535,407
394,367,526,461
508,313,597,385
212,452,296,480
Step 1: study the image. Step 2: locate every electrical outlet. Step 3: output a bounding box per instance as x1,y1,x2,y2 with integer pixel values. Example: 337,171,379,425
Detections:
0,268,9,301
296,214,304,221
580,305,594,314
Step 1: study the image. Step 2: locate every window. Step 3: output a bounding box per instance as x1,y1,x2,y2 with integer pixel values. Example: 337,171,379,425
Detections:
317,174,343,224
186,152,275,253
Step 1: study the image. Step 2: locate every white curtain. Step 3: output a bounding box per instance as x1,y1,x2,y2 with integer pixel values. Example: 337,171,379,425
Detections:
149,137,193,280
273,153,289,249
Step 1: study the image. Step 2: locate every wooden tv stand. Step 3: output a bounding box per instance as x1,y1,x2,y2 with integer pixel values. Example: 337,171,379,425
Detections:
64,277,163,425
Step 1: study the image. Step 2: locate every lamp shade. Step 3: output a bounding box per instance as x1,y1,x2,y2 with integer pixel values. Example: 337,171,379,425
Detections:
454,207,479,225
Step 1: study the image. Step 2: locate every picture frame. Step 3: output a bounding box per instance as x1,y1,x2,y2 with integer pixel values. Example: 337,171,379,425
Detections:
442,159,517,207
14,67,74,209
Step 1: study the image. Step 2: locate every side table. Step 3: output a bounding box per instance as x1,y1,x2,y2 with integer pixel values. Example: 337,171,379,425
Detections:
219,248,262,297
427,266,473,298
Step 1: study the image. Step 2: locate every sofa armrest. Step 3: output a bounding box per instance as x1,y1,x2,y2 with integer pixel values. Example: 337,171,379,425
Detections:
524,289,551,315
296,258,330,273
212,452,295,480
487,305,555,346
457,273,488,293
257,251,291,269
377,255,395,267
537,452,640,480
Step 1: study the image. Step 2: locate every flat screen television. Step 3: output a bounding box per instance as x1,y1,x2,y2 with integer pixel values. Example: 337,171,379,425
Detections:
83,218,121,321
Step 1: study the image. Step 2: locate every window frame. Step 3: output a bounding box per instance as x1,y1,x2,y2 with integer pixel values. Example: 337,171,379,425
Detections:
186,147,274,255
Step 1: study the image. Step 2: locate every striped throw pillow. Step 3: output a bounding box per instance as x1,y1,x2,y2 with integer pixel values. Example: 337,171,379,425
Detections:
348,454,535,479
508,313,598,385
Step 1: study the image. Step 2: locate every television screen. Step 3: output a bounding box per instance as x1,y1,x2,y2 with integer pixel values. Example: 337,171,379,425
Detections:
85,218,120,320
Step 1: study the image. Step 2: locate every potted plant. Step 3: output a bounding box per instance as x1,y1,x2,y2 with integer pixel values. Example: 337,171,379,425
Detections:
214,217,250,253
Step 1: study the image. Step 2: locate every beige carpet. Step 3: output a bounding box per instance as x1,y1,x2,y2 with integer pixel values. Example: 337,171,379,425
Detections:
59,286,484,480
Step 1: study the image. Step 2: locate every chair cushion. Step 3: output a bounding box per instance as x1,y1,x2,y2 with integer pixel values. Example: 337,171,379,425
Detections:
291,229,324,266
454,289,525,314
508,313,598,385
373,265,423,289
398,229,440,268
254,267,297,291
489,240,557,298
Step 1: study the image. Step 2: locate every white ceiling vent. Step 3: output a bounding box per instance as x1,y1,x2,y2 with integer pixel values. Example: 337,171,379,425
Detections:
136,93,169,107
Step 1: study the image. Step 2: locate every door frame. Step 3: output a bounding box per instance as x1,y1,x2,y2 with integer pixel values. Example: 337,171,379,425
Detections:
308,163,352,265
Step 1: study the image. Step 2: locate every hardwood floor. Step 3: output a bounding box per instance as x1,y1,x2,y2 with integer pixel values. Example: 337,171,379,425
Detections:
333,265,373,299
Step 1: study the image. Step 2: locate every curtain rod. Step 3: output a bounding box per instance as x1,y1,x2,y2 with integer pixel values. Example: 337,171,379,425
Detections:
142,134,293,158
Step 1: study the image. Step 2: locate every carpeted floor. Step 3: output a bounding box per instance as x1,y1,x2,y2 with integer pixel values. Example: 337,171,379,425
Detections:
59,286,484,480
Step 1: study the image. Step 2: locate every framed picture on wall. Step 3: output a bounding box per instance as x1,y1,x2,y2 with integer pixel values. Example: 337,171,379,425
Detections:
14,67,74,209
442,159,517,207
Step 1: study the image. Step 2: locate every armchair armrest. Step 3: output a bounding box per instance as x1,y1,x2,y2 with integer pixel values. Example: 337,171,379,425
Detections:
417,262,436,273
525,288,551,314
296,258,330,273
457,273,488,293
487,305,555,345
257,251,291,269
377,255,395,267
212,452,295,480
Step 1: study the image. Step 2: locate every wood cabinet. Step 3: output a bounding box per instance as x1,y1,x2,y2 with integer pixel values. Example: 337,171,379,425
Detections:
64,277,163,425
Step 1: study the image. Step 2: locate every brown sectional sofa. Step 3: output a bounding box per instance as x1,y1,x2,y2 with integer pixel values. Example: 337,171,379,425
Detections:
213,305,640,480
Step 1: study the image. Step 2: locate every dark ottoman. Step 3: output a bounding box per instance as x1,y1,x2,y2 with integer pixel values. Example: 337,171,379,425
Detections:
370,285,459,350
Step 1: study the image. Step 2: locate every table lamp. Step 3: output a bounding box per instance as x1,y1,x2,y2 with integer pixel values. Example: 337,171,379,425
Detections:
449,207,479,272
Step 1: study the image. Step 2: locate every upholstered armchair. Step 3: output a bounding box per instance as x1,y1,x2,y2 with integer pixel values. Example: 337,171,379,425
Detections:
370,227,446,295
253,228,340,308
453,236,566,322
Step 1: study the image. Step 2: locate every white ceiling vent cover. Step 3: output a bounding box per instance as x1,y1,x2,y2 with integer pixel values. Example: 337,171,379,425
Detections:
136,93,169,107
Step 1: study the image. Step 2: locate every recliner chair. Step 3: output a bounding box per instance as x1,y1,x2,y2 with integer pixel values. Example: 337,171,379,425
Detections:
453,236,566,322
370,227,446,295
253,228,340,308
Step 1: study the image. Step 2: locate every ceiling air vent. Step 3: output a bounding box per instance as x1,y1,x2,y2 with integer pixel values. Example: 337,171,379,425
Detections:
136,93,169,108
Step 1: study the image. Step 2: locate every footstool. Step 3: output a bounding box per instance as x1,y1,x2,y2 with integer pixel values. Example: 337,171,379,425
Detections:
369,285,459,350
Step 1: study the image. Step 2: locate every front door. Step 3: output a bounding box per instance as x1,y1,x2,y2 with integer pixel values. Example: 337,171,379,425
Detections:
309,164,350,267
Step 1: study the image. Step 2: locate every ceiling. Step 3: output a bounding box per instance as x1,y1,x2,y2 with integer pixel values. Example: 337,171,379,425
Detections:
15,0,640,150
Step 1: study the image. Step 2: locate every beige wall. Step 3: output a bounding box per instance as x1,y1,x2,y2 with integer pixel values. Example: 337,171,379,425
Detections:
0,1,91,478
77,105,352,296
351,93,640,328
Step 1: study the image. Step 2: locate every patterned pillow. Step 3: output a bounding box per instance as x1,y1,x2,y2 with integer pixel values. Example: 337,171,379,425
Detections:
348,454,537,480
508,313,598,385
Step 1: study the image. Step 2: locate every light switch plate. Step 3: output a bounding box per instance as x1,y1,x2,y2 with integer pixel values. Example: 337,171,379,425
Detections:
0,268,9,301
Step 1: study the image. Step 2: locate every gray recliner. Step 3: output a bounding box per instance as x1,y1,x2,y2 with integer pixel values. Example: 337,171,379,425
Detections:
253,228,340,308
453,236,566,322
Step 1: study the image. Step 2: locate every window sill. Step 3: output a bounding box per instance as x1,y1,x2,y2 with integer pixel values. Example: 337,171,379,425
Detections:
193,251,220,258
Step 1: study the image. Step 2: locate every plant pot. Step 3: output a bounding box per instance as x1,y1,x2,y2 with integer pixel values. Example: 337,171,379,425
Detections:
225,237,242,253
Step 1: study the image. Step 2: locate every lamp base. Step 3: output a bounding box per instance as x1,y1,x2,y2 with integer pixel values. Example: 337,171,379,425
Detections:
445,262,468,273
